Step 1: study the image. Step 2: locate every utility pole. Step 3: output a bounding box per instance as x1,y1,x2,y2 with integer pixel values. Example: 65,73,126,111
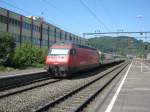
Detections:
136,15,144,32
136,15,144,59
40,12,44,48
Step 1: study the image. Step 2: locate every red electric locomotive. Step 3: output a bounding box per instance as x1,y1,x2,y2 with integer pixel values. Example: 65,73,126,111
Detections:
45,41,100,77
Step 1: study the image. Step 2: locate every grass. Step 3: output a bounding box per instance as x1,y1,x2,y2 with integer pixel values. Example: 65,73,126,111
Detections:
0,66,16,72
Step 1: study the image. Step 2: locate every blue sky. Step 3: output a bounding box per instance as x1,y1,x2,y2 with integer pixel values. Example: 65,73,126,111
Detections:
0,0,150,40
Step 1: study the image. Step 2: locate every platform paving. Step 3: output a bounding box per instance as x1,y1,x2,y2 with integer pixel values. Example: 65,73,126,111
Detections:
106,60,150,112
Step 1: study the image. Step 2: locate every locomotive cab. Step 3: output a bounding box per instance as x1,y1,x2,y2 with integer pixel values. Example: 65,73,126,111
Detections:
45,48,70,74
45,43,77,76
45,41,99,77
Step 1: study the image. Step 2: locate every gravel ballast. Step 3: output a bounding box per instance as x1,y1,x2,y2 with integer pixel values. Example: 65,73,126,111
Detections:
0,63,123,112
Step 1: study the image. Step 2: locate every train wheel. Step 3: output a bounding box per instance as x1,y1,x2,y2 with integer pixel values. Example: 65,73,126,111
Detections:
62,72,67,77
53,66,59,77
46,68,51,74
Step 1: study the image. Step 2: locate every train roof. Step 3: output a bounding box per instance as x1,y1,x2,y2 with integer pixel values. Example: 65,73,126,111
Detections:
53,41,97,51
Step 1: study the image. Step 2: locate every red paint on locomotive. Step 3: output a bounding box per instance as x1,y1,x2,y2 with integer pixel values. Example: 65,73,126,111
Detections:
45,41,100,76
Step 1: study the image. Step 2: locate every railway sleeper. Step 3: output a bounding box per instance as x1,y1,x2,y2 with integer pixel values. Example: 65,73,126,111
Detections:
35,63,128,112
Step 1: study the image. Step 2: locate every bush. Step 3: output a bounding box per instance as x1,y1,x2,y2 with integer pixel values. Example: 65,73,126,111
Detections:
0,32,15,66
0,31,47,68
13,44,47,68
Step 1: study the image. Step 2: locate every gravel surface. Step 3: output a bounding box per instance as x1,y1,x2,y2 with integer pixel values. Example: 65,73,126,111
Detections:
47,64,125,112
0,63,123,112
0,78,88,112
0,78,60,98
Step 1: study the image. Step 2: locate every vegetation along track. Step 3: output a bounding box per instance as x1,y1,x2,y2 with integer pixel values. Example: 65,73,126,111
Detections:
35,62,129,112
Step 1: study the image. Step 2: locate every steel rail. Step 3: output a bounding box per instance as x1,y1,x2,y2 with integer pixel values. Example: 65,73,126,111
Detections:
35,62,128,112
74,63,128,112
0,71,48,91
0,75,62,98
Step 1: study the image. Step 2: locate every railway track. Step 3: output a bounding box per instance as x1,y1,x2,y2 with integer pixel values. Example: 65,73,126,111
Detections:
34,62,129,112
0,71,62,98
0,62,121,99
0,77,61,98
0,61,122,92
0,71,48,91
0,62,126,112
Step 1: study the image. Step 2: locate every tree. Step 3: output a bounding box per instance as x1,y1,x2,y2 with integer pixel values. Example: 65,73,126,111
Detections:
87,36,150,57
0,32,15,66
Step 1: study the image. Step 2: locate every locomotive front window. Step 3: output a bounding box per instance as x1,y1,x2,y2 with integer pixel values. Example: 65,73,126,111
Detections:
70,48,76,56
49,48,69,55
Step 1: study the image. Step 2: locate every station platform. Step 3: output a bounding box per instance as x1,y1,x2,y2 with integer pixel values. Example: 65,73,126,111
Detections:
105,60,150,112
0,68,46,78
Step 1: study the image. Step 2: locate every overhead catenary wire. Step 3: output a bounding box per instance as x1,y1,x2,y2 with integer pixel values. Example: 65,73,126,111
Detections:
0,0,34,15
80,0,110,32
0,0,67,32
94,0,115,30
41,0,81,36
42,0,62,13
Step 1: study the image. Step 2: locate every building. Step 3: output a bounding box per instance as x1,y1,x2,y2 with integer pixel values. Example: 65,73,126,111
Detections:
0,7,85,49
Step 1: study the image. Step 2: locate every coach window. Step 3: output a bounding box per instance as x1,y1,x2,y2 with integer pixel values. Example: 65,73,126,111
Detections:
70,48,76,56
0,15,7,24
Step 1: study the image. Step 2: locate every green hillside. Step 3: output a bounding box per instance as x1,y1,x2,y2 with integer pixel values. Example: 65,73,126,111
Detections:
86,36,150,58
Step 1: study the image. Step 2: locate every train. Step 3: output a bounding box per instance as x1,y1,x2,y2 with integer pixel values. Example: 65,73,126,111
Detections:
45,41,125,77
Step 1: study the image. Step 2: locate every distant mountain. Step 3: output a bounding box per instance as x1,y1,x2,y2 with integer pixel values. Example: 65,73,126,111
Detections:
86,36,150,58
